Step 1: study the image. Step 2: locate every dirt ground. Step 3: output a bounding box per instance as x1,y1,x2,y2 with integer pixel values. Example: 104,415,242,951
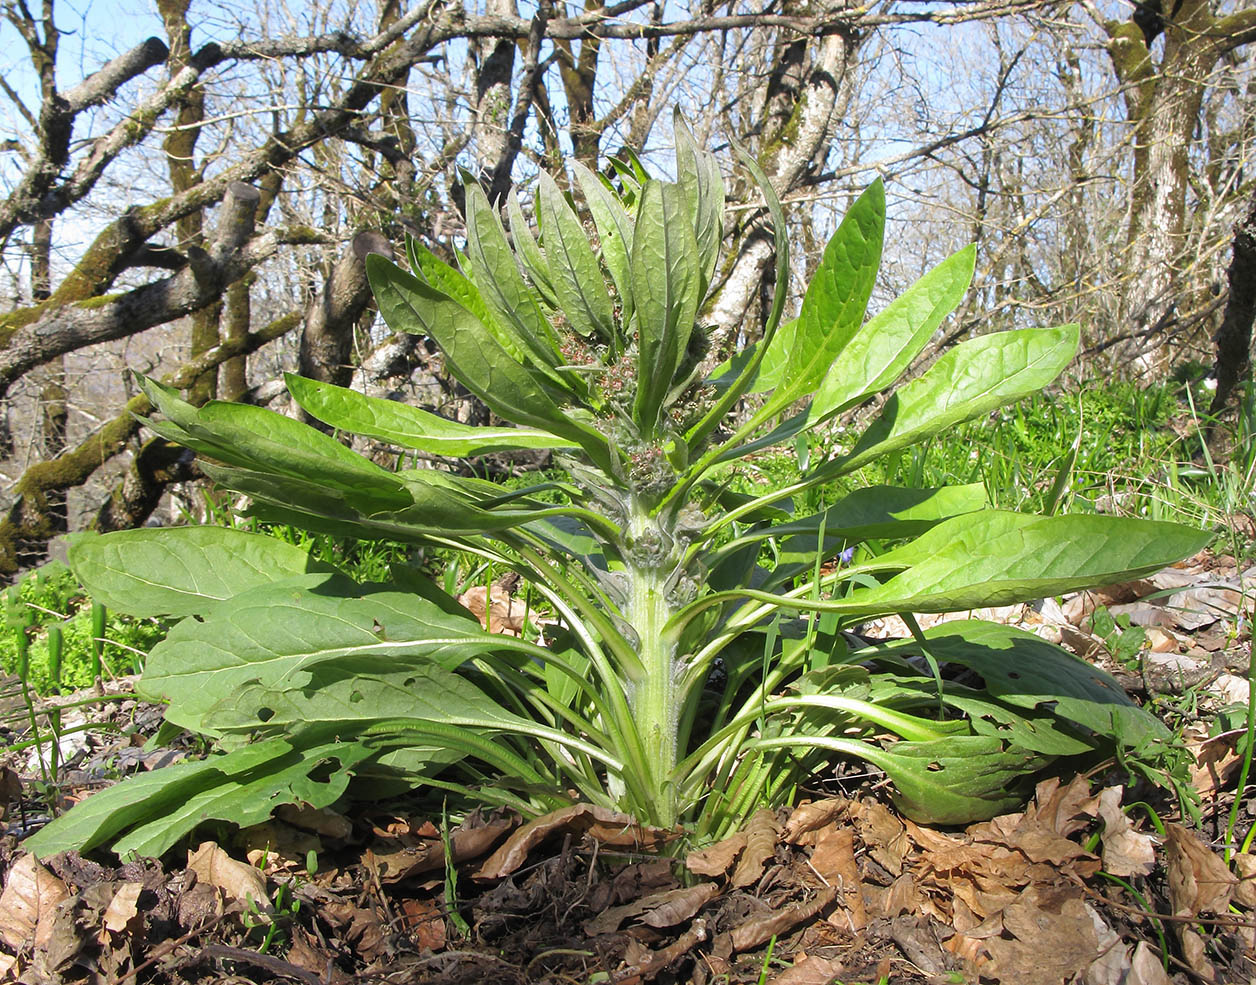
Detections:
0,550,1252,985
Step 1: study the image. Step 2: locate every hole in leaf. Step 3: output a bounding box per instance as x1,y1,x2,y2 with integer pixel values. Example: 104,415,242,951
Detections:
1007,671,1021,679
926,761,943,771
350,690,363,704
257,707,274,722
403,678,416,687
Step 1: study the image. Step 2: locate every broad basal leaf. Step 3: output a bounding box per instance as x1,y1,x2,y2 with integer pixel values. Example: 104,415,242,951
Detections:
137,576,528,733
24,738,296,857
68,526,319,618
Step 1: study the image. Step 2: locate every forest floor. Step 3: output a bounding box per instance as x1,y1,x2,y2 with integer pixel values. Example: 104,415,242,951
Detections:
0,549,1252,985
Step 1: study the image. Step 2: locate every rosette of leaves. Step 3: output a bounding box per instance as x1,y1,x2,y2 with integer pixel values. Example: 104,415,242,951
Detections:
27,119,1207,860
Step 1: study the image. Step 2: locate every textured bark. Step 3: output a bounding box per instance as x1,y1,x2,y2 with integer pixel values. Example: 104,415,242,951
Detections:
473,0,519,175
93,439,197,534
707,18,861,344
298,231,395,408
1211,195,1256,414
1098,0,1256,372
0,310,302,578
0,184,318,401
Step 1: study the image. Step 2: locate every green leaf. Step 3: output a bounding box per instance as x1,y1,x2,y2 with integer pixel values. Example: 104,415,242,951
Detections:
367,255,614,472
841,511,1211,616
538,171,617,346
113,740,372,860
460,179,566,372
674,113,725,291
809,244,976,423
865,736,1047,823
887,621,1171,747
138,377,410,509
24,738,296,857
745,181,884,426
137,577,522,733
285,375,579,456
505,191,560,308
632,180,702,434
572,162,635,324
68,526,318,618
824,325,1079,478
756,483,988,589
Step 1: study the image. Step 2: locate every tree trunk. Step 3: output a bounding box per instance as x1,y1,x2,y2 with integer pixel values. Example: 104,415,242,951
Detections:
1210,194,1256,414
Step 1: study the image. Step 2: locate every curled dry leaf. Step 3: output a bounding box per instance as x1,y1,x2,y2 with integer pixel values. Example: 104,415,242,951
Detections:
457,584,526,635
584,882,718,936
1165,823,1236,916
850,799,908,875
275,803,353,839
186,842,271,916
476,805,673,879
731,808,781,889
982,887,1099,985
1232,853,1256,908
1096,786,1155,878
0,854,69,951
1126,941,1173,985
783,798,847,844
100,882,143,936
730,887,836,953
810,825,866,931
686,831,747,878
764,954,845,985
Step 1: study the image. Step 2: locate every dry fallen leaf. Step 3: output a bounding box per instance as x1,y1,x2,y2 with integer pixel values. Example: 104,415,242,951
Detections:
187,842,271,916
100,882,143,936
457,584,526,635
983,887,1099,985
783,798,847,844
730,886,836,952
731,808,781,889
476,805,673,879
810,825,866,931
1165,823,1236,916
0,854,70,951
850,799,908,875
1126,941,1173,985
1233,852,1256,908
686,831,747,877
765,954,845,985
584,883,718,936
1096,786,1155,878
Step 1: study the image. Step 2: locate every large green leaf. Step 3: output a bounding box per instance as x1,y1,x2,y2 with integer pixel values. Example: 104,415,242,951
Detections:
744,181,884,426
367,256,614,472
285,375,578,456
841,511,1211,615
538,171,617,345
205,666,613,767
137,577,522,733
24,738,296,857
460,179,566,371
809,245,976,423
113,740,372,860
823,325,1079,478
572,162,635,324
875,621,1170,746
632,179,702,434
505,191,560,308
674,115,725,291
138,378,410,509
68,526,318,618
757,483,988,589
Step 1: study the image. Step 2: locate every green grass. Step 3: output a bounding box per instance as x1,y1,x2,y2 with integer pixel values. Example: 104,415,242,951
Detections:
1,562,166,695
